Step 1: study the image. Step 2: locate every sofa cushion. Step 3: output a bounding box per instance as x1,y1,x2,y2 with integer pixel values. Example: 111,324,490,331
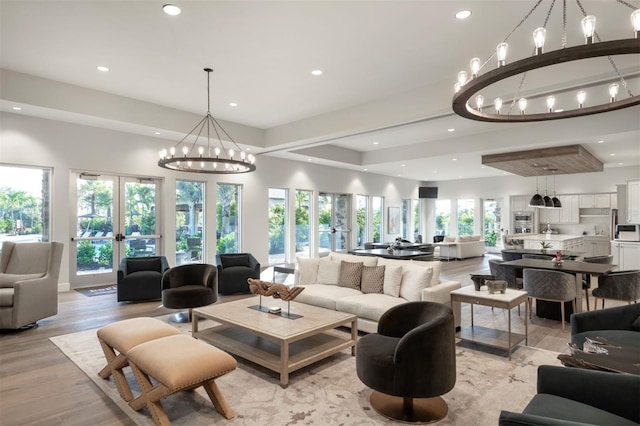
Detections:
338,261,364,290
376,258,441,286
470,234,482,241
294,284,362,311
296,257,319,285
316,258,342,285
0,273,45,288
443,236,456,242
127,257,162,274
336,294,407,322
330,252,378,267
383,265,402,297
361,265,385,294
455,235,471,242
399,266,433,302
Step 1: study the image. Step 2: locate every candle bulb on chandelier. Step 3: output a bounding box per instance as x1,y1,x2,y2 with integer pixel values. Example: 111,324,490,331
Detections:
533,27,546,55
496,42,508,67
475,95,484,112
581,15,596,44
494,98,503,114
609,83,619,102
633,9,640,38
457,71,468,86
198,146,204,157
518,98,527,115
470,58,481,79
546,96,555,112
577,90,586,108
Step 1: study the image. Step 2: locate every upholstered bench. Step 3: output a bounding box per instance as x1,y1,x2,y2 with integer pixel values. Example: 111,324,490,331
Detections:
127,334,237,426
97,317,181,401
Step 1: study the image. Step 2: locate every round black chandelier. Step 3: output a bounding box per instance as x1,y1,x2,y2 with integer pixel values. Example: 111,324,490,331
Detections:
158,68,256,174
452,0,640,122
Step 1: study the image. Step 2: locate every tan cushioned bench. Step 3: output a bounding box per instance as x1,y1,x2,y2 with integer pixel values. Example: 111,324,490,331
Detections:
127,334,237,426
97,317,181,401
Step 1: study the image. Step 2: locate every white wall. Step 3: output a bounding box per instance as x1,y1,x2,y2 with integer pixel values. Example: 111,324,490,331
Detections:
0,112,421,288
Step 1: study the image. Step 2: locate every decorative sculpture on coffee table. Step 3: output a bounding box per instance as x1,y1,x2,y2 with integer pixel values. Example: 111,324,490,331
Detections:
247,278,305,318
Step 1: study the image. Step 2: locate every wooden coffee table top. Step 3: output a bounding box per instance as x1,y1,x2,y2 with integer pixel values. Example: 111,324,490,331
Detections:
193,296,356,341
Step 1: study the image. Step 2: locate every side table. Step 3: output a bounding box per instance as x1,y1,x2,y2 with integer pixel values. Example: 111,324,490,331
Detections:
450,286,528,359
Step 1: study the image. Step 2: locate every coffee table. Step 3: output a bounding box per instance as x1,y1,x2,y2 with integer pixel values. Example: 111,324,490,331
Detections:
451,286,528,359
559,339,640,375
192,297,357,387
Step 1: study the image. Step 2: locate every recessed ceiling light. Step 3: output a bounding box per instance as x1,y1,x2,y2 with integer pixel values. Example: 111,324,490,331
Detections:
610,153,616,156
448,128,455,132
307,158,312,162
229,102,238,107
433,171,438,174
456,10,472,20
246,147,251,151
154,131,161,135
311,70,323,76
598,140,605,143
96,66,109,72
618,162,624,165
364,168,368,171
163,4,181,15
401,164,406,167
481,166,485,169
373,141,379,145
452,158,457,161
12,106,22,111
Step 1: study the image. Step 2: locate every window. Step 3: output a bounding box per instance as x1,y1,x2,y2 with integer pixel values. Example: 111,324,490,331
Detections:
457,199,475,236
372,196,383,243
216,183,241,254
412,199,421,242
175,180,204,265
0,164,51,245
295,190,312,259
401,199,411,240
356,195,368,248
483,198,502,248
435,200,451,236
268,188,287,265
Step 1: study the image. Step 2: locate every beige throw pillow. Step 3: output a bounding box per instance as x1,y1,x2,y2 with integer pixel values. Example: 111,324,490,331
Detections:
316,258,342,285
296,257,319,285
361,265,385,294
338,261,364,290
383,265,403,297
399,266,434,301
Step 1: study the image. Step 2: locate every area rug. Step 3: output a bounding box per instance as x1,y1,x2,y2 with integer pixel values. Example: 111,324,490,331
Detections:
50,321,562,425
74,285,117,297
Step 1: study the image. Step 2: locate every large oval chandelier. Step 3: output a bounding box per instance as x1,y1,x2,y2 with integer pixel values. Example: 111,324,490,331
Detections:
452,0,640,122
158,68,256,174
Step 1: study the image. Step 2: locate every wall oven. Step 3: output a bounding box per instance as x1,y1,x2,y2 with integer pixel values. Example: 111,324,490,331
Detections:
513,211,534,234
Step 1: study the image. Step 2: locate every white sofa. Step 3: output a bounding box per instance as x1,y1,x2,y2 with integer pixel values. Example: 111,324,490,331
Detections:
293,252,461,333
436,235,486,260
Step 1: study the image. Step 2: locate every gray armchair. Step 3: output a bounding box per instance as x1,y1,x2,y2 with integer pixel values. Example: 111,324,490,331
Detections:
592,270,640,310
571,303,640,350
0,241,64,329
523,268,576,332
499,365,640,425
117,256,170,302
215,253,260,294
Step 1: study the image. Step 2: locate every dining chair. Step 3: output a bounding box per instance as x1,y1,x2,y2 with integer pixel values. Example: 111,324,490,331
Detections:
592,270,640,310
523,268,576,332
581,255,613,311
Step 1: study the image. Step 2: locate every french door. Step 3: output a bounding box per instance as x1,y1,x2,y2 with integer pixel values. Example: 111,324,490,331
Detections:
70,172,162,287
318,193,351,254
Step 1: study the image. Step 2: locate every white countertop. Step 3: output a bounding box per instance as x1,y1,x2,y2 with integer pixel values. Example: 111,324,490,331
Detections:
518,234,583,241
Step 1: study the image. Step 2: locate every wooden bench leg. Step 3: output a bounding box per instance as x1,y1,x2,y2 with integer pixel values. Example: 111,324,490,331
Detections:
203,379,235,419
129,362,171,426
98,338,134,402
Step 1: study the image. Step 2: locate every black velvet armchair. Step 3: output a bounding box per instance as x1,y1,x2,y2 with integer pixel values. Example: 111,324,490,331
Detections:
355,301,456,423
499,365,640,425
161,263,217,322
571,303,640,350
117,256,169,302
215,253,260,294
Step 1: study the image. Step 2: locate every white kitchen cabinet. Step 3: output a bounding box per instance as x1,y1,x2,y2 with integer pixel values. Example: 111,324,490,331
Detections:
611,194,618,209
559,195,579,224
594,194,610,208
583,238,610,257
628,180,640,224
539,207,560,225
579,194,595,208
511,195,531,213
524,240,561,250
611,241,640,270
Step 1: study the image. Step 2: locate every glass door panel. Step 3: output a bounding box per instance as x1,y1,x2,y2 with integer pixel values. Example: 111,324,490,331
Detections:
318,192,351,254
122,178,160,258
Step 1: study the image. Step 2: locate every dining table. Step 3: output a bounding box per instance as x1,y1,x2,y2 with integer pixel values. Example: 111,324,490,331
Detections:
501,258,618,313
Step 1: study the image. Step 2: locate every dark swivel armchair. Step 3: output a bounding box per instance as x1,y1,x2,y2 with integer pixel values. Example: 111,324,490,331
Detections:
117,256,169,302
356,302,456,423
161,264,217,322
499,366,640,426
215,253,260,294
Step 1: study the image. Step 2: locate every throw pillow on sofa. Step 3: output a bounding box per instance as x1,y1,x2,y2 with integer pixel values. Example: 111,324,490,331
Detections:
316,257,342,285
361,265,385,294
296,257,319,285
383,265,403,297
399,266,434,301
338,261,364,289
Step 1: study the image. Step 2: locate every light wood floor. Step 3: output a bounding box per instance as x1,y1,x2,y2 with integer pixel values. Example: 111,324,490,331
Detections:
0,254,624,425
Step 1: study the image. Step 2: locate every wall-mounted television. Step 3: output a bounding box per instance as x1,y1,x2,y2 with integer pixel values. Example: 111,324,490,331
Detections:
418,186,438,199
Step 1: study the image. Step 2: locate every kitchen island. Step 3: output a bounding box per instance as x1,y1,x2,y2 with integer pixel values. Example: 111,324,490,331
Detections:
519,234,585,253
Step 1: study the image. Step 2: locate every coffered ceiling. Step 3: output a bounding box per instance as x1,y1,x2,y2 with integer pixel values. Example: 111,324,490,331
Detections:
1,1,638,181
